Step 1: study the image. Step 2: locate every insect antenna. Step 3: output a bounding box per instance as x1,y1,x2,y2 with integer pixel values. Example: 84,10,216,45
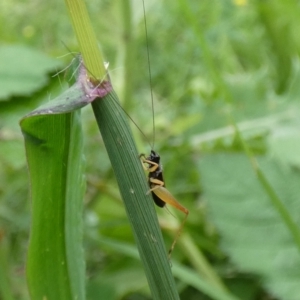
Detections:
142,0,155,150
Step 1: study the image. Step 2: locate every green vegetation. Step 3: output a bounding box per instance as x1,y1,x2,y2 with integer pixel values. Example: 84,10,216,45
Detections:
1,0,300,299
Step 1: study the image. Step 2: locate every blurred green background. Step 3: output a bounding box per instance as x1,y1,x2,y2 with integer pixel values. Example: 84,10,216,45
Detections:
1,0,300,299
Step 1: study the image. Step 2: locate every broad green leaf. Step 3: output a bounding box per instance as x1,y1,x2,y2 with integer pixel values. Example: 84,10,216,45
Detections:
199,153,300,299
0,45,63,100
268,125,300,168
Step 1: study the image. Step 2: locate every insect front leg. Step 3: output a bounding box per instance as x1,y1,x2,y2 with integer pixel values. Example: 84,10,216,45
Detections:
140,154,159,172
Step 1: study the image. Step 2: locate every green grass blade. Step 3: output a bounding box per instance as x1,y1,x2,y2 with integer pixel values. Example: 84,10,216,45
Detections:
92,91,180,300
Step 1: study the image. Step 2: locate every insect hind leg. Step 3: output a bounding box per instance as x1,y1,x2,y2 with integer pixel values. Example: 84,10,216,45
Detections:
150,185,189,258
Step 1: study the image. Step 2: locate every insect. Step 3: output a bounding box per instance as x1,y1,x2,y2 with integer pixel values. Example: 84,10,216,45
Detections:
140,150,189,257
138,0,189,257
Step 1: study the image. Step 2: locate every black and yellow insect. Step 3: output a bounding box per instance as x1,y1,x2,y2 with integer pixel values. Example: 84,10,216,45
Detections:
140,150,189,257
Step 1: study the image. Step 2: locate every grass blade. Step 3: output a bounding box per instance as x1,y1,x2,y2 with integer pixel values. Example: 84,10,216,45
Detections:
92,91,180,299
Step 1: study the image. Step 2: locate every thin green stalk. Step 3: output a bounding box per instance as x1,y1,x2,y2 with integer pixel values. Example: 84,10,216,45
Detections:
64,0,106,81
